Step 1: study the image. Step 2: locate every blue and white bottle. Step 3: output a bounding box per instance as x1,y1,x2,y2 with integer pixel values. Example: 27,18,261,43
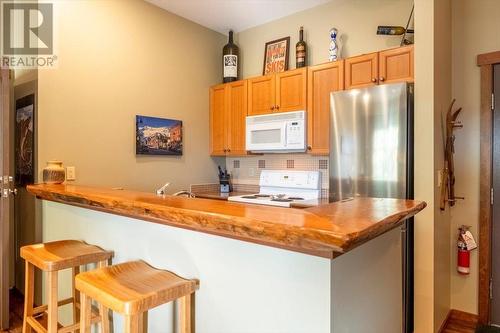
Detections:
329,28,339,62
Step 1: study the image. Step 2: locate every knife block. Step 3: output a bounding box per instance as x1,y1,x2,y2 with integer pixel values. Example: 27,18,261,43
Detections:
219,176,232,193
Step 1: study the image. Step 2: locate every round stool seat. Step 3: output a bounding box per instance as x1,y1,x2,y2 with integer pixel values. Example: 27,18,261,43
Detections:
75,260,199,315
21,239,113,271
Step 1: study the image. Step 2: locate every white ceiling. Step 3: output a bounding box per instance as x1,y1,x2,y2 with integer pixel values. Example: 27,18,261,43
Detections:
145,0,332,34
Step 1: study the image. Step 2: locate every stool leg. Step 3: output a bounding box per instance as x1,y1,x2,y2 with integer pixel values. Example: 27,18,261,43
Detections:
179,294,193,333
22,261,34,333
79,293,91,333
138,312,148,333
124,314,140,333
72,266,80,333
47,270,58,333
98,260,111,333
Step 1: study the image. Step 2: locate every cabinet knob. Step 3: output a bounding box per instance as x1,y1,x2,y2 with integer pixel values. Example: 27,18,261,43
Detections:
271,106,275,110
227,148,231,152
223,149,227,153
307,145,312,151
379,77,385,82
276,105,280,110
372,78,377,83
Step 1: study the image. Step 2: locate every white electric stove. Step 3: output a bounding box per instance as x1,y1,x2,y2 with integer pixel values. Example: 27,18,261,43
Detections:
228,170,321,208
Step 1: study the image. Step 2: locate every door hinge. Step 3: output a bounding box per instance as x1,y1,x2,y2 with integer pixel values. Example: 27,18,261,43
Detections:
0,175,17,198
490,278,494,299
491,188,494,205
492,93,495,111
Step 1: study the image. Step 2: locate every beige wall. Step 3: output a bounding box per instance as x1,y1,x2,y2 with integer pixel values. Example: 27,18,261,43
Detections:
37,0,226,193
433,0,452,331
413,1,436,331
236,0,414,78
451,0,500,314
412,0,452,331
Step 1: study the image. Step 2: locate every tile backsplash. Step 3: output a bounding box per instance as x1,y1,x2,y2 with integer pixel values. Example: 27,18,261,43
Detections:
226,154,329,197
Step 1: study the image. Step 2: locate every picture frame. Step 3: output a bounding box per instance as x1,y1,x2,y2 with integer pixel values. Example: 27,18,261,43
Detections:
15,94,35,186
136,115,183,156
263,36,290,75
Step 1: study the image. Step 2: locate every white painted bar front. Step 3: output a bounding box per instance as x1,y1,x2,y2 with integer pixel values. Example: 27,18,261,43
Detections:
41,200,402,333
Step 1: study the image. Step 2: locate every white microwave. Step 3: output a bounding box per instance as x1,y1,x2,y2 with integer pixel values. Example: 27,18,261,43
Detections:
246,111,306,153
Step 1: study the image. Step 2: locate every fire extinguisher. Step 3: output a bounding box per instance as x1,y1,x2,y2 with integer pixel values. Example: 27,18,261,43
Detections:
457,226,470,275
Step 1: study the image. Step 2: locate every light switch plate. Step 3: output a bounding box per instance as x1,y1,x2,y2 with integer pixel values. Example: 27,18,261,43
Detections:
66,166,76,181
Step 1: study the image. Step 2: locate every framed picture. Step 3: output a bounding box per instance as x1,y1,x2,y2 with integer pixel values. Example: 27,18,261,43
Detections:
15,94,35,186
263,36,290,75
136,115,183,156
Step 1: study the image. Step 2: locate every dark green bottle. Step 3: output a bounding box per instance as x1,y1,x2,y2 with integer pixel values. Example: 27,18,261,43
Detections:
296,27,307,68
223,30,239,83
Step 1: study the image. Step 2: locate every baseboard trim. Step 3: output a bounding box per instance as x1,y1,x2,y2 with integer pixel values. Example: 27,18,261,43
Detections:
438,309,479,333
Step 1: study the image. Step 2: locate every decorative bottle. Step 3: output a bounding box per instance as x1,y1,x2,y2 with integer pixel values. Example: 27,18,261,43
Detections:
329,28,339,62
377,26,414,35
296,26,307,68
223,30,239,83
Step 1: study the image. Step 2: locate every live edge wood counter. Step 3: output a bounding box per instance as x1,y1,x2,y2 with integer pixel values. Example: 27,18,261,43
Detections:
27,184,426,259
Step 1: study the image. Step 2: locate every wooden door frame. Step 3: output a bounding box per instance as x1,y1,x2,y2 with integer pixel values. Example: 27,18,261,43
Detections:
0,68,11,330
477,50,500,325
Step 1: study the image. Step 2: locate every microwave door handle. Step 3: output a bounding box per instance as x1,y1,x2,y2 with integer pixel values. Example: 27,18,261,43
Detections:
282,123,287,147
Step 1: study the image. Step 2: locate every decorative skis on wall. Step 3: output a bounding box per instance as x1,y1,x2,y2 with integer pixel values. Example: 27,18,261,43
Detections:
440,99,464,210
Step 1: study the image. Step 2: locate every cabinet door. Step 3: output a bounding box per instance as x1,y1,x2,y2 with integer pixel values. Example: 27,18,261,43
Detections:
344,52,379,89
248,75,275,116
226,80,248,156
276,68,307,113
209,84,227,156
379,45,414,84
307,61,344,155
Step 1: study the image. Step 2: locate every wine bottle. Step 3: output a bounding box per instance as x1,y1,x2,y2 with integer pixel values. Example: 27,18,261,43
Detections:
377,26,414,36
296,26,307,68
223,30,239,83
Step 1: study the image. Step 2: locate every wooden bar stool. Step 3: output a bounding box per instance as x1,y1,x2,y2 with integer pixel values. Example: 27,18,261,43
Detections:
20,240,114,333
75,260,199,333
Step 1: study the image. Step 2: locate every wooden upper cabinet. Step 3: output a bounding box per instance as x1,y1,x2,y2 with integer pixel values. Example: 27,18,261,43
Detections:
226,80,247,156
379,45,414,84
209,84,227,156
248,75,275,116
344,52,379,90
276,68,307,113
210,46,414,157
209,80,248,156
307,61,344,155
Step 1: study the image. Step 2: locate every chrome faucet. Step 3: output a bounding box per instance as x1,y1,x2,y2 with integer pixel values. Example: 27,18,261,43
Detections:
172,190,196,198
156,182,170,196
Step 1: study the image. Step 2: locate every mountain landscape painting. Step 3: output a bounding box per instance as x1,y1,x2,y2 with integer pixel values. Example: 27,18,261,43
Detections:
136,115,182,155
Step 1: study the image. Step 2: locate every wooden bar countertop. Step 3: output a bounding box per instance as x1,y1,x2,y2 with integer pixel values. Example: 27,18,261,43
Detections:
27,184,426,259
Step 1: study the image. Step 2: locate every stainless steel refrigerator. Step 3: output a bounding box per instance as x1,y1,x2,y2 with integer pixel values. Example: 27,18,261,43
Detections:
329,82,414,333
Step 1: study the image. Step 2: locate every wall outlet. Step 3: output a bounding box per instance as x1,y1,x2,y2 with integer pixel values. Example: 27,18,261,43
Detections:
66,166,76,181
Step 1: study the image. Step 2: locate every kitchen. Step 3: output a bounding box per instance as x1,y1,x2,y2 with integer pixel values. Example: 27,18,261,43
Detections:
0,0,495,333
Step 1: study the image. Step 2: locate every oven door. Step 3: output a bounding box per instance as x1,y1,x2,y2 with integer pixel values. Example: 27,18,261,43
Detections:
246,122,286,151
